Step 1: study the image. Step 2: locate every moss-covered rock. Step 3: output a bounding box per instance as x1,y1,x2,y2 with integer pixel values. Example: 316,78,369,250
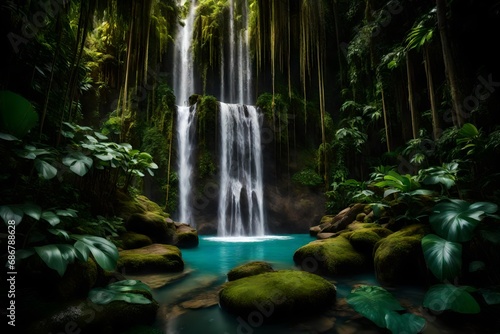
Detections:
219,270,336,320
125,212,175,244
174,223,199,248
117,244,184,274
227,261,275,281
293,236,368,276
121,231,153,250
57,258,99,300
346,226,394,256
373,224,430,285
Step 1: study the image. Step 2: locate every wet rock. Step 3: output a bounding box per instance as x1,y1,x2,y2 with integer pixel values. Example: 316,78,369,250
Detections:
117,244,184,274
227,261,275,281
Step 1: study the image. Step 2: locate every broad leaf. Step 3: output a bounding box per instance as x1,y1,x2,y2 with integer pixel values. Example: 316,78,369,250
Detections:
88,287,152,305
421,234,462,281
107,279,152,293
21,202,42,220
0,205,23,225
423,284,480,314
34,159,57,179
63,152,93,176
430,199,498,242
72,235,118,271
346,285,404,328
34,244,77,276
41,210,60,226
478,288,500,305
385,311,426,334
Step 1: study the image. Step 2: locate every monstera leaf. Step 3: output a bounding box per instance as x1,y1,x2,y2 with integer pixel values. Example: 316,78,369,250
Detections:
385,311,426,334
347,285,404,328
89,280,152,305
421,234,462,281
430,199,498,242
423,284,480,314
72,235,118,271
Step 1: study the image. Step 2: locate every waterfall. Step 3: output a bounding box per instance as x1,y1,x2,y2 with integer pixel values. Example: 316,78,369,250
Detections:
217,103,265,236
224,0,252,105
173,0,197,225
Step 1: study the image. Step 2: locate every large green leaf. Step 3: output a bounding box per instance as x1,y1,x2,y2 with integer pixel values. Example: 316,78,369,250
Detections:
34,244,78,276
346,285,404,328
34,159,58,179
41,210,61,226
0,205,23,225
421,234,462,281
63,152,93,176
21,202,42,220
385,311,426,334
423,284,480,314
88,280,152,305
72,235,118,271
430,199,498,242
479,288,500,305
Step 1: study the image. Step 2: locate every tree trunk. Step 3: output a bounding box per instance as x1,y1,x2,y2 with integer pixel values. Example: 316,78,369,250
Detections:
381,86,391,152
424,46,440,140
436,0,464,127
406,51,419,139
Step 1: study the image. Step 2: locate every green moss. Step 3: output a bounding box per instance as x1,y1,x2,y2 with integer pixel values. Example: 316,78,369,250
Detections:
121,232,153,250
293,236,367,276
117,244,184,273
175,230,199,248
347,227,393,256
57,258,98,300
219,270,336,320
227,261,274,281
125,212,175,244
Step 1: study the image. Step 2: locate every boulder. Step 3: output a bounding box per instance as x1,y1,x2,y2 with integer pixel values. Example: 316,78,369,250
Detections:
117,244,184,274
219,270,336,320
345,226,393,256
174,223,199,248
125,212,176,244
227,261,275,281
293,236,368,276
120,231,153,250
374,224,430,285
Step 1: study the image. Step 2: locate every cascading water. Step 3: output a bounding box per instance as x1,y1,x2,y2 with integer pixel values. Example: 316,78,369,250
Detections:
217,103,265,237
173,0,197,225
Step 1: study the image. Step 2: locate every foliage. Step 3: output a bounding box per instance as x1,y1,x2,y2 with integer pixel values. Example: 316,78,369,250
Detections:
292,169,324,187
88,279,153,305
423,284,480,314
1,202,118,276
0,90,39,138
347,285,426,334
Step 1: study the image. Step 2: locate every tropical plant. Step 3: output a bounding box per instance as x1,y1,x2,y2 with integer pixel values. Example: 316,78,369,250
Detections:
89,279,153,305
347,285,426,334
421,198,500,313
1,202,119,276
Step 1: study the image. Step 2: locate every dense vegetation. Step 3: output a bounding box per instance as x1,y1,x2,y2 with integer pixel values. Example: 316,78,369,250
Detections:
1,0,500,332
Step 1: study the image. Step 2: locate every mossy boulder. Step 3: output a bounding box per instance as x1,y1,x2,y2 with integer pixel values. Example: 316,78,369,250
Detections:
174,223,199,248
293,236,368,276
346,226,394,256
219,270,336,320
374,224,430,285
121,231,153,250
227,261,275,281
117,244,184,274
125,212,175,244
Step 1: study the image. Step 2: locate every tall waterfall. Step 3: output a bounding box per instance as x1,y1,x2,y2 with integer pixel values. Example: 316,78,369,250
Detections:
173,0,197,225
218,103,265,236
222,0,252,105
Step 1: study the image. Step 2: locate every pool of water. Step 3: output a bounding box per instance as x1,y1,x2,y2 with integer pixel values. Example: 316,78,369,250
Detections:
142,234,373,333
137,234,495,334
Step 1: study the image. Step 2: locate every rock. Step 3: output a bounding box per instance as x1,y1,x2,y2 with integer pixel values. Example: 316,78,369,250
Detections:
22,295,159,334
121,231,153,250
174,223,199,248
345,226,393,256
320,203,367,234
125,212,176,244
317,232,336,239
227,261,275,281
373,224,430,285
219,270,336,320
126,269,194,289
197,222,217,235
117,244,184,274
293,236,368,276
